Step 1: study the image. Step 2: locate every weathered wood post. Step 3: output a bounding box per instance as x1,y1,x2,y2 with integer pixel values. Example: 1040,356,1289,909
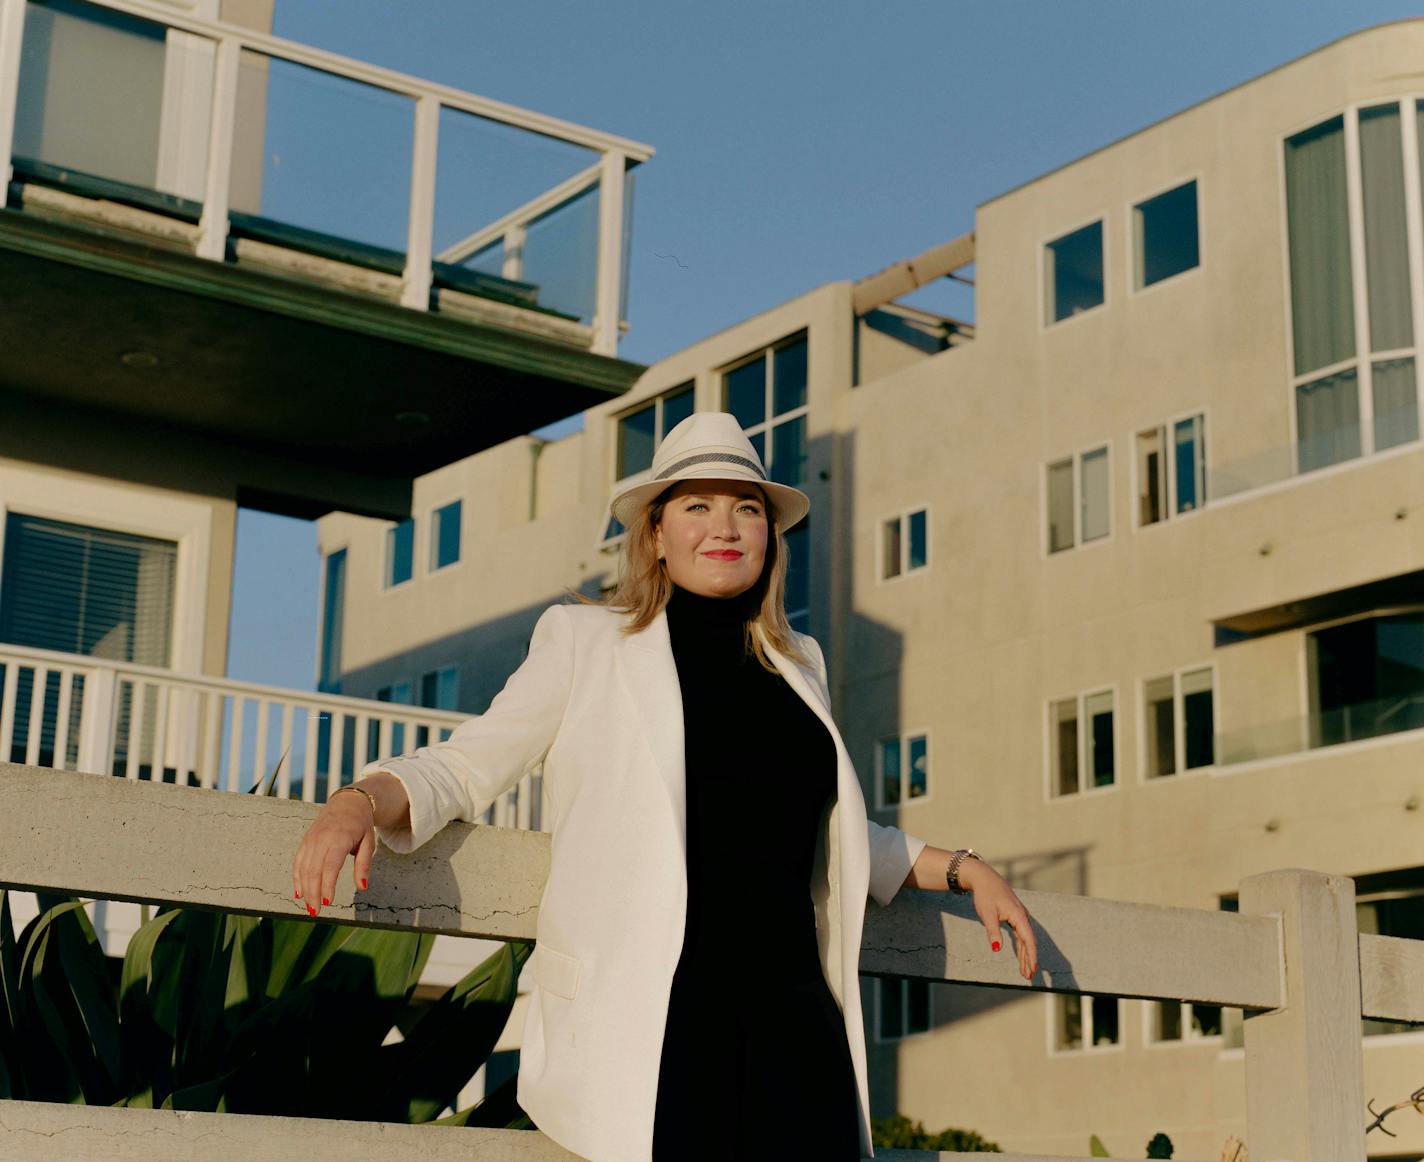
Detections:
1240,868,1365,1161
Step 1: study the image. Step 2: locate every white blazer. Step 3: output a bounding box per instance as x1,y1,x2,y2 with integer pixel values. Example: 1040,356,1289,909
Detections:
364,601,927,1162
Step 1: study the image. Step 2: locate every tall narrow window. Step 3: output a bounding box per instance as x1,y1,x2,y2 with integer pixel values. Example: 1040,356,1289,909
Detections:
1136,428,1166,526
878,737,901,807
1050,698,1079,796
1047,458,1074,552
430,500,462,571
1174,416,1205,513
1181,667,1215,769
1085,690,1115,787
724,334,811,629
1281,104,1422,482
385,519,414,588
1144,675,1176,779
606,383,696,544
1134,181,1199,289
1080,447,1110,542
318,548,346,694
1045,221,1105,324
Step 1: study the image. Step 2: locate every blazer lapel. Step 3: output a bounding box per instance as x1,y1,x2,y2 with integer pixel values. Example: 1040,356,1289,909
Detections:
618,609,688,850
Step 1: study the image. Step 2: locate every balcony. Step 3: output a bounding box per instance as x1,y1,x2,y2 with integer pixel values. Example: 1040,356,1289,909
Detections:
0,0,652,519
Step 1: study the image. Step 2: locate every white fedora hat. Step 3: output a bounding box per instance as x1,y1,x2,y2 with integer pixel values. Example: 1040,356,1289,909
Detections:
609,411,810,530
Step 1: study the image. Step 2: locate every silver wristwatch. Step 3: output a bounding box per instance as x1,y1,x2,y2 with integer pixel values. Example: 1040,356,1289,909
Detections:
946,848,982,895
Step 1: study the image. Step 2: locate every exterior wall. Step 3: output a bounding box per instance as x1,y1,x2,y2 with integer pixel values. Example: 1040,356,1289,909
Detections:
317,20,1424,1159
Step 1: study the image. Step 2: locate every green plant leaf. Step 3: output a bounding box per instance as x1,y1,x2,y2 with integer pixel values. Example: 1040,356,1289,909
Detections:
0,891,24,1099
370,940,532,1124
433,1072,533,1129
1090,1134,1111,1157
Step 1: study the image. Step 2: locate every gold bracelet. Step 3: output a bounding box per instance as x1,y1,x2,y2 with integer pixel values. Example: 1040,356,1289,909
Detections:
329,784,377,824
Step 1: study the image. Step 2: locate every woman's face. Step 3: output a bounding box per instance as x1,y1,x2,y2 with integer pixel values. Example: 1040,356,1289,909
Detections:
654,479,770,600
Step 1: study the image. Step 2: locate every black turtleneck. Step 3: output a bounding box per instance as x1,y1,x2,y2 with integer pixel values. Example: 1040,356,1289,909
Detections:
662,582,838,984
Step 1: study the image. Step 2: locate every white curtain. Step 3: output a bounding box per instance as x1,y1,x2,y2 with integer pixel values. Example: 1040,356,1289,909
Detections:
1285,116,1355,376
1296,368,1361,472
1359,103,1413,353
1373,357,1419,451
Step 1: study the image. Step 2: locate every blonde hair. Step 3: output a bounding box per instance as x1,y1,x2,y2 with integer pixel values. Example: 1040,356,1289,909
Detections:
573,485,810,672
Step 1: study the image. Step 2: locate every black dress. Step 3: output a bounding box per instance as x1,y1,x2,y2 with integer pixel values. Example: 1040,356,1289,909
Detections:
651,583,861,1160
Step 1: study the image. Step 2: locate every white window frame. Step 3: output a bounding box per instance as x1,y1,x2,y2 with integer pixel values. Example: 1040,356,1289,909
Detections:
1127,174,1204,297
1143,999,1225,1048
598,381,697,550
877,505,930,583
426,496,464,576
1047,993,1124,1055
1277,98,1424,480
720,332,811,475
1131,410,1209,530
1045,684,1118,801
874,728,932,810
1043,442,1112,557
0,466,211,673
1041,214,1109,330
1138,663,1217,784
874,976,933,1043
382,517,416,593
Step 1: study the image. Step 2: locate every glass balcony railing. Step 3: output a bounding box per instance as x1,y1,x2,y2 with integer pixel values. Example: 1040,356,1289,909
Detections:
1208,401,1421,500
1216,692,1424,766
0,0,651,351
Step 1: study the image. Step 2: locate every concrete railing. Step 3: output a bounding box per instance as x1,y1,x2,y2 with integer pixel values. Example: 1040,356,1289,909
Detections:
3,762,1422,1160
0,644,540,831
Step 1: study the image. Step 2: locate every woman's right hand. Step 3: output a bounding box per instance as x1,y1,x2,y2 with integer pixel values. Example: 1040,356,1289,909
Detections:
292,772,414,915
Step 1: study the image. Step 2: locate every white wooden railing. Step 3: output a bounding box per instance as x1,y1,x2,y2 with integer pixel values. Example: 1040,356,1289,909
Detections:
3,762,1422,1159
0,0,653,353
0,642,538,829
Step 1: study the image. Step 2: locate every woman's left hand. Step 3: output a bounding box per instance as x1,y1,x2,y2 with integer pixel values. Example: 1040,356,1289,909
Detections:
958,858,1039,982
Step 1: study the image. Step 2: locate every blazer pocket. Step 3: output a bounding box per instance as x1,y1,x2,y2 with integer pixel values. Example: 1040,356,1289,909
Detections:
532,942,581,1000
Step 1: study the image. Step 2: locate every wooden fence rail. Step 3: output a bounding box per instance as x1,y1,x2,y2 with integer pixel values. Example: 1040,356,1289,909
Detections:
3,762,1421,1160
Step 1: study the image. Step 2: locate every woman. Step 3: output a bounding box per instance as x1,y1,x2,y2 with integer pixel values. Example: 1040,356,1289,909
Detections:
290,411,1037,1162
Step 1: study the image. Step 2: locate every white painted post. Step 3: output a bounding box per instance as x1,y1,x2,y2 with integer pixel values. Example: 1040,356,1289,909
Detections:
0,0,25,208
196,36,240,261
76,668,118,777
1240,868,1366,1162
591,149,626,356
501,222,526,282
400,93,439,310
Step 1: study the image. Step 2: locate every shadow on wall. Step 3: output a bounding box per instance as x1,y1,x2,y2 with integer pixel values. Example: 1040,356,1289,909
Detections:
830,428,1095,1119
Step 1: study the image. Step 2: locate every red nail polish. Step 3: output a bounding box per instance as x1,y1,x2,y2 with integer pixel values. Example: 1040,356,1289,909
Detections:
322,897,330,906
294,890,301,899
307,904,315,917
360,878,367,890
992,940,1001,952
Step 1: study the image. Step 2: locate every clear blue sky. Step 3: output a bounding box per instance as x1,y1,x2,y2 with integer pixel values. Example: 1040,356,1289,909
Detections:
226,0,1420,691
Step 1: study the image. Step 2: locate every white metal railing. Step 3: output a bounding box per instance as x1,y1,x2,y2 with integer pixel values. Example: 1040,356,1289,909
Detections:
0,0,652,354
0,641,537,828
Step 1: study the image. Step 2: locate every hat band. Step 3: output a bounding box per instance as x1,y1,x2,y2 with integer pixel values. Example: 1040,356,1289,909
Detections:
654,450,767,482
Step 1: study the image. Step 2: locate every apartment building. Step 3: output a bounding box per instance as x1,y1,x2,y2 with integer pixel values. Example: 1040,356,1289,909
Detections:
317,21,1424,1158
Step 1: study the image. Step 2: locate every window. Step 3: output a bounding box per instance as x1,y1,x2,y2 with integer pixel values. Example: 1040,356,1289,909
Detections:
0,513,176,666
1143,667,1215,779
430,500,461,571
1133,181,1199,289
1050,689,1115,796
1147,1000,1222,1044
877,732,929,808
881,507,928,580
602,383,696,544
1046,444,1110,553
385,518,414,588
877,977,931,1041
615,383,694,480
723,333,812,631
1356,867,1424,1037
376,681,413,705
420,665,460,711
318,548,346,695
1284,105,1421,476
1136,415,1206,526
1053,994,1120,1051
1308,610,1424,748
1045,221,1104,324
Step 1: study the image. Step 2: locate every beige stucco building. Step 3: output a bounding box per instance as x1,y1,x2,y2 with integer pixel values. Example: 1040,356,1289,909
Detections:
317,21,1424,1159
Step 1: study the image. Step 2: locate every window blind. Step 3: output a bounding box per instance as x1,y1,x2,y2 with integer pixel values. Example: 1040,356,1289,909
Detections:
0,512,177,666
